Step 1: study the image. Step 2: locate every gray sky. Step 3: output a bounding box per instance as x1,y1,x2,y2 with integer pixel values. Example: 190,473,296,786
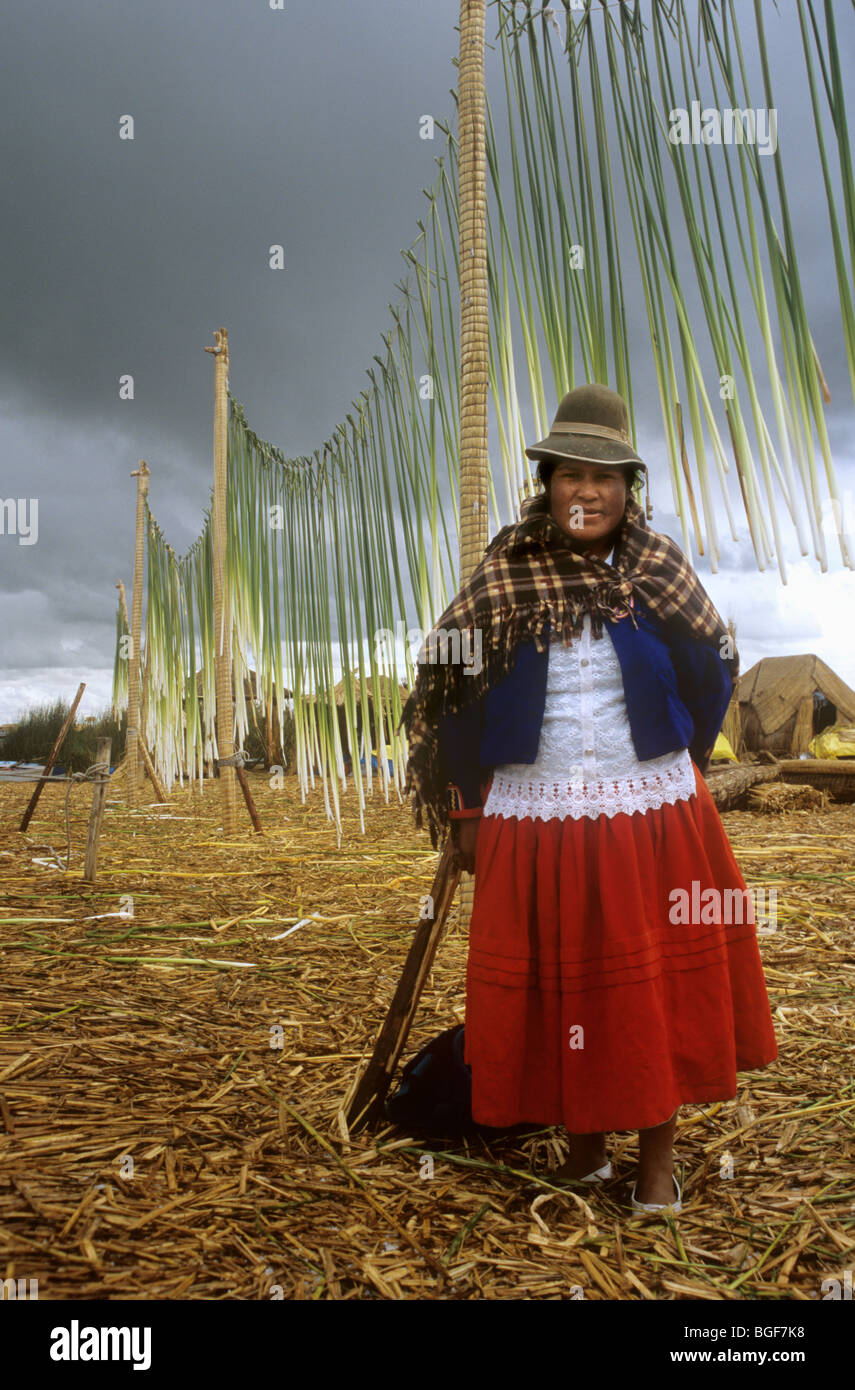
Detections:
1,0,854,725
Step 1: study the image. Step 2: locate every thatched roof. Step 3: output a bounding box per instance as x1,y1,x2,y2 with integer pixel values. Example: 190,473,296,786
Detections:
335,676,409,706
737,654,855,739
303,676,410,708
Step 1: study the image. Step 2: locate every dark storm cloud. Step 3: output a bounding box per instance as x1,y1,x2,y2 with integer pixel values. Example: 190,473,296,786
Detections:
0,0,461,716
0,0,853,719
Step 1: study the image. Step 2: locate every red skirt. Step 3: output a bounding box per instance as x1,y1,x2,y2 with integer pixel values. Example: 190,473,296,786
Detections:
463,763,778,1133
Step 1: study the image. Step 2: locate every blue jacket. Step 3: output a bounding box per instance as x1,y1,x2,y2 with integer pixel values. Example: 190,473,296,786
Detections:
438,602,732,810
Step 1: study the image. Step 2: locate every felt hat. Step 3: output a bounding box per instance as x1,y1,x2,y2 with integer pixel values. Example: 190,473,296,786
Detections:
525,383,646,472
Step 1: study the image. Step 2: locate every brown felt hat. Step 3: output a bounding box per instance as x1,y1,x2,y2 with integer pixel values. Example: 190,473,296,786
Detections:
525,383,646,472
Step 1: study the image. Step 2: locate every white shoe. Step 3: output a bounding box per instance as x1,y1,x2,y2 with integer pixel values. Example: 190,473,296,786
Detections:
553,1160,612,1184
580,1161,612,1183
631,1174,682,1213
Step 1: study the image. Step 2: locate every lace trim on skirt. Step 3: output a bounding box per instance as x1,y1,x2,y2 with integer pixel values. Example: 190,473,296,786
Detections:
482,751,697,822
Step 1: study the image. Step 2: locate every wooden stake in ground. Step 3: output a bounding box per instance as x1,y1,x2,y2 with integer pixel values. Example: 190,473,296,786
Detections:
235,762,263,834
213,749,264,834
205,328,238,835
19,682,86,832
137,733,168,803
107,722,166,803
83,737,112,883
126,462,150,807
346,841,461,1132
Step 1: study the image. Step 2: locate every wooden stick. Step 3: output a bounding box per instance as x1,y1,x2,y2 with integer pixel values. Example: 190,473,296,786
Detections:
19,682,86,832
235,764,263,834
126,463,150,807
346,840,461,1132
138,731,168,804
205,328,238,835
83,737,112,883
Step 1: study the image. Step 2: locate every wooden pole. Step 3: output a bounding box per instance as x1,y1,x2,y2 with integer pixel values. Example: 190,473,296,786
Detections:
138,733,168,803
19,682,86,832
205,328,238,835
126,462,150,807
351,4,489,1110
458,0,489,583
346,841,461,1132
235,763,263,834
83,737,112,883
456,0,489,928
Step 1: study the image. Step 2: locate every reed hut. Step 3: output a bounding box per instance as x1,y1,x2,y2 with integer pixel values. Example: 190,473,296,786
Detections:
316,676,409,755
737,654,855,757
721,689,742,757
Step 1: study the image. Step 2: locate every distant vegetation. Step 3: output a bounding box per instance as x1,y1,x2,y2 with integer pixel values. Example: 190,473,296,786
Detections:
0,697,297,774
0,701,127,772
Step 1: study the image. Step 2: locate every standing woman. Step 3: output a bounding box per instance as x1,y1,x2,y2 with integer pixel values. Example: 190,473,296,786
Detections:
402,384,778,1213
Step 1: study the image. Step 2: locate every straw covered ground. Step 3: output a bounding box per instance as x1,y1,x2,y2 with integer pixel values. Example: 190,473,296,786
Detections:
0,769,853,1301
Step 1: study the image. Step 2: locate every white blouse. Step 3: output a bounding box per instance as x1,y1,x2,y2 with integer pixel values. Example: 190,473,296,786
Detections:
482,612,697,823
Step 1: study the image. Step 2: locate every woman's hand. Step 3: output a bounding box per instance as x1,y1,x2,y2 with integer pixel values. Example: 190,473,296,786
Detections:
451,817,480,874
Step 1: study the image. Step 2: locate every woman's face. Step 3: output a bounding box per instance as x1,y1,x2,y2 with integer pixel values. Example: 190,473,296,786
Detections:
547,460,629,550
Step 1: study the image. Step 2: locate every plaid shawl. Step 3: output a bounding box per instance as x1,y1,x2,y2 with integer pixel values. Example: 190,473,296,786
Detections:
400,491,737,846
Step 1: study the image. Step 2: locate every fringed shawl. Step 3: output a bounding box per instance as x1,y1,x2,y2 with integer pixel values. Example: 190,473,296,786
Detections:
400,492,736,846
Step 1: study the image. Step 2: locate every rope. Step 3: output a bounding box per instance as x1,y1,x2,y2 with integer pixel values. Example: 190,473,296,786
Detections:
31,761,111,872
214,748,248,770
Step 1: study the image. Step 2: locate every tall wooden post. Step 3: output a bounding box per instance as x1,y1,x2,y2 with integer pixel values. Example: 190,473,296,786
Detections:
458,0,489,581
126,461,150,807
19,682,86,832
345,10,491,1126
84,737,112,883
457,0,489,923
205,327,238,835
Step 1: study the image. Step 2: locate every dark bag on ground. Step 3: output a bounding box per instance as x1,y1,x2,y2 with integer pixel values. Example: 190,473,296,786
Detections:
384,1025,478,1138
